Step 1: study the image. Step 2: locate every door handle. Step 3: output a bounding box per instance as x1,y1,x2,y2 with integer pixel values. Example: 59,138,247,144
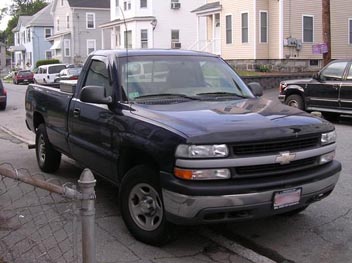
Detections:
73,108,81,118
333,84,340,90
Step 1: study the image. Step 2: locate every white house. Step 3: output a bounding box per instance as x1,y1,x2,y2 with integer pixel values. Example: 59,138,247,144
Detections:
100,0,206,50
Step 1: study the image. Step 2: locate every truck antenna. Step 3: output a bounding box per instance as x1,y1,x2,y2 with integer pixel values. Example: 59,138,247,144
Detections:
119,6,129,103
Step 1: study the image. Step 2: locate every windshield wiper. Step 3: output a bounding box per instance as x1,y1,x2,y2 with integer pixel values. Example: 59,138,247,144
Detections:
134,93,199,100
196,92,248,99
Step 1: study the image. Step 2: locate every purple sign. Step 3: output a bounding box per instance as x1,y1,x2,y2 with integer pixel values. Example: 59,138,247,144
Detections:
312,43,329,54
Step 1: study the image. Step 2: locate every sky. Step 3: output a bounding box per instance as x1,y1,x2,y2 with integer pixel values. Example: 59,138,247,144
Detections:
0,1,11,31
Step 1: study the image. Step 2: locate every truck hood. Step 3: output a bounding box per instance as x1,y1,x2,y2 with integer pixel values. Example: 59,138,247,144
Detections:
130,98,333,144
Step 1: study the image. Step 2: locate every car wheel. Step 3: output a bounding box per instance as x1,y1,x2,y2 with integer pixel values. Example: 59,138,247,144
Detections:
0,102,6,110
35,124,61,173
323,112,340,122
285,94,304,110
119,165,173,246
278,205,309,216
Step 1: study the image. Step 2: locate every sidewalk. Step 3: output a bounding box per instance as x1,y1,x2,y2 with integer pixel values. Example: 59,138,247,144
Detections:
0,128,265,263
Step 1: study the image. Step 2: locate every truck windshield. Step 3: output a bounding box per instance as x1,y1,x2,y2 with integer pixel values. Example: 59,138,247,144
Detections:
119,55,254,102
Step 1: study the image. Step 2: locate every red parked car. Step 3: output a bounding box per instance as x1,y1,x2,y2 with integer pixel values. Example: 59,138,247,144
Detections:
13,70,34,85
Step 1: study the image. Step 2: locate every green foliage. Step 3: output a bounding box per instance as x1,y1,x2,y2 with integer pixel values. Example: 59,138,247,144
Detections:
258,65,270,72
0,0,48,46
36,59,61,68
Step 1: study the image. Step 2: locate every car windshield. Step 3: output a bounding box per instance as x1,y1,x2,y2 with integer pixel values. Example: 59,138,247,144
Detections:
19,71,32,76
68,68,82,75
119,55,254,102
48,65,66,74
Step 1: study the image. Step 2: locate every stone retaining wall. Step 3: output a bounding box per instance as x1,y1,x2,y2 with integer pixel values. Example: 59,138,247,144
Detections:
241,73,313,90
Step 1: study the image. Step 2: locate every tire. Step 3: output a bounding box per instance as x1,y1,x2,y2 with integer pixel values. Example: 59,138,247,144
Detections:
119,165,173,246
323,112,340,122
0,102,6,110
278,205,309,216
285,94,304,110
35,124,61,173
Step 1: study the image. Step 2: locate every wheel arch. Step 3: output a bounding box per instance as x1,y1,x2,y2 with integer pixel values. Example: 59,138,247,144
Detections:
33,111,45,131
118,146,161,182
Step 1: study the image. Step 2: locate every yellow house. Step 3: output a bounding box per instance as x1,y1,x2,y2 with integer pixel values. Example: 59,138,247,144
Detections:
192,0,352,72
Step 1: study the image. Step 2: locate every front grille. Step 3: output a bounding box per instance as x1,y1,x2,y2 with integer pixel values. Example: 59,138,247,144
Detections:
232,136,320,156
235,157,318,177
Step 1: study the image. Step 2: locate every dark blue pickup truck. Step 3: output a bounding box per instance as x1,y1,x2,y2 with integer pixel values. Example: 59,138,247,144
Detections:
25,49,341,245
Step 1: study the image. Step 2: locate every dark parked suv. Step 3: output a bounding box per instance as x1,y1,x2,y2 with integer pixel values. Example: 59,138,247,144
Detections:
278,59,352,121
0,79,7,110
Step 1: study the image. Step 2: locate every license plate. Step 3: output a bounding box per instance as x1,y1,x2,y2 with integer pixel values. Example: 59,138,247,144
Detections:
273,188,301,210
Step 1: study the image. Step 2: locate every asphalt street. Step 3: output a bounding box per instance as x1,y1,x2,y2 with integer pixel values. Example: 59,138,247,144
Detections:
0,82,351,263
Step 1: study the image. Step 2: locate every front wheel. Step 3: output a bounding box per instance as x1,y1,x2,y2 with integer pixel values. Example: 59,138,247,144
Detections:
119,165,173,246
35,124,61,173
285,94,304,110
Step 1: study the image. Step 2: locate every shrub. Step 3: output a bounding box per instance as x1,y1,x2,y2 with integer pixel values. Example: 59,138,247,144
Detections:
36,59,61,68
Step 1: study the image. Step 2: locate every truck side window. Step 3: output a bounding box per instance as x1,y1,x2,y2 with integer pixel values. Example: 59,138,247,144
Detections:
84,60,112,96
321,62,348,81
347,64,352,80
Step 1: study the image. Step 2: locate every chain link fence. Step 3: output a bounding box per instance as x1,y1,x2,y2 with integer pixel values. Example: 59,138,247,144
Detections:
0,163,96,263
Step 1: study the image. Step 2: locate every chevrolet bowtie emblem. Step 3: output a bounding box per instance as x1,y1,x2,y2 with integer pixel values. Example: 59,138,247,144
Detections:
276,151,296,165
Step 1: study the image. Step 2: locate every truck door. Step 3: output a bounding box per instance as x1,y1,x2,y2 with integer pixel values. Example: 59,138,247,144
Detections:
68,57,115,180
307,61,347,109
339,63,352,111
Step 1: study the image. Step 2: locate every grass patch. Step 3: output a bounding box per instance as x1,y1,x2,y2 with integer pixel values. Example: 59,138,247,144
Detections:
237,71,261,77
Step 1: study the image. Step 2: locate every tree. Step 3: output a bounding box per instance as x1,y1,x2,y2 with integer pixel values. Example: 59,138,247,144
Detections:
0,0,47,45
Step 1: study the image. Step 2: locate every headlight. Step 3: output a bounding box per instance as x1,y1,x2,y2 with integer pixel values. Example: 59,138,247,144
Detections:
319,151,335,164
174,168,231,180
175,144,229,158
321,131,336,145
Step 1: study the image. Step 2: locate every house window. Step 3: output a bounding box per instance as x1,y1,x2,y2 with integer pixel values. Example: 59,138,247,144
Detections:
349,19,352,45
225,15,232,44
260,11,268,43
27,29,31,42
44,28,52,38
61,0,64,6
124,30,132,48
116,0,119,7
57,18,60,31
86,13,95,29
87,39,96,55
64,39,71,57
124,0,131,10
66,15,70,29
45,50,52,59
171,29,179,42
303,15,314,43
141,29,148,48
241,13,248,43
140,0,147,8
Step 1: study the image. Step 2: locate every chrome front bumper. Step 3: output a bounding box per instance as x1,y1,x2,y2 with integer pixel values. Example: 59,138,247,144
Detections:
163,172,340,223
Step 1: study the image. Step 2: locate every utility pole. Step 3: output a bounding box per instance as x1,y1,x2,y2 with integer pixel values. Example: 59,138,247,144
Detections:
322,0,331,66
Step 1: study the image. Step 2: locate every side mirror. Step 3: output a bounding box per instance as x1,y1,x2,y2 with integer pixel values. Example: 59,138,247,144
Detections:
312,72,320,80
80,85,112,104
248,82,264,97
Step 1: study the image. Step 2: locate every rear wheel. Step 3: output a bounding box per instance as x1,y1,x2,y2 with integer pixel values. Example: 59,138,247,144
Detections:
285,94,304,110
35,124,61,173
119,165,173,246
0,102,6,110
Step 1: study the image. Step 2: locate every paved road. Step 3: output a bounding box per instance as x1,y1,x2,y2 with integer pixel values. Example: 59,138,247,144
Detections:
0,82,351,263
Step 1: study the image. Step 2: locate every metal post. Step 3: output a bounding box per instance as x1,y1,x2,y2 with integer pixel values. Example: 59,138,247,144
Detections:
78,169,96,263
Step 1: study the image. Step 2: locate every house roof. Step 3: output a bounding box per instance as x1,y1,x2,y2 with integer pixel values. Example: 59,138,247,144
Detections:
67,0,110,9
12,16,32,32
26,4,53,27
191,2,221,13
